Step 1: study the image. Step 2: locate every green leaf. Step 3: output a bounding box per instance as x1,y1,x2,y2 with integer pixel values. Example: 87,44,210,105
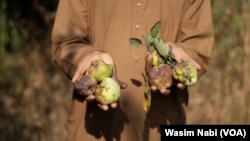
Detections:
129,38,142,47
150,21,161,38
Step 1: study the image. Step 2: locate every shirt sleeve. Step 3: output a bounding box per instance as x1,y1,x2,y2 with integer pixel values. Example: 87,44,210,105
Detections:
51,0,96,79
175,0,215,77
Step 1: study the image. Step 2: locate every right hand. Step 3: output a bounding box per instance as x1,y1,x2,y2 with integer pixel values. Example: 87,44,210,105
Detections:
72,50,127,110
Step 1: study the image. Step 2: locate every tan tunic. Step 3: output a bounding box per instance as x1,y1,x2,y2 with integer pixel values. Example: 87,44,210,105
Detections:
51,0,214,140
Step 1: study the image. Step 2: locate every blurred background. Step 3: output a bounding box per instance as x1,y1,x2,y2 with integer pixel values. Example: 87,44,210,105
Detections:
0,0,249,140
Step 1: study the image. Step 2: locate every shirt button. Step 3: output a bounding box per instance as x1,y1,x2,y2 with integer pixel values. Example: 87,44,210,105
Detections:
135,25,140,29
136,2,142,6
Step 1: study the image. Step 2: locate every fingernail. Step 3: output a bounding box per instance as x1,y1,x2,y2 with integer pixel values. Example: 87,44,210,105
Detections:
160,89,170,95
72,74,79,83
111,103,118,108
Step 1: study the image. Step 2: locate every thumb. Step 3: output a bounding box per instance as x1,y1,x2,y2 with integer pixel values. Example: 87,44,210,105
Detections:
112,63,128,89
72,72,81,83
116,79,128,89
188,59,201,71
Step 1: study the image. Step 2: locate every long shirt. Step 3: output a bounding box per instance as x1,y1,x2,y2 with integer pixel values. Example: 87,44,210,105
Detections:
51,0,214,140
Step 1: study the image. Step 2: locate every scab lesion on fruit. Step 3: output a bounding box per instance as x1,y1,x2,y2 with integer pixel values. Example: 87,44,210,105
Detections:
172,61,197,86
74,75,97,95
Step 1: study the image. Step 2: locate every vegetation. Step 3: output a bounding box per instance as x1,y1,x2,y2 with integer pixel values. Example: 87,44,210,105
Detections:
0,0,249,140
187,0,250,124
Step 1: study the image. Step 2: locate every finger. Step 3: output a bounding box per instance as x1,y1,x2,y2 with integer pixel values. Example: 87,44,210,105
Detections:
188,59,201,71
111,63,128,89
72,72,81,83
81,89,94,96
110,102,118,109
117,79,128,89
150,85,158,91
97,104,109,111
100,52,114,65
160,88,171,95
72,59,90,83
177,83,186,90
72,66,89,83
85,95,96,101
111,63,117,79
168,42,201,71
145,53,153,74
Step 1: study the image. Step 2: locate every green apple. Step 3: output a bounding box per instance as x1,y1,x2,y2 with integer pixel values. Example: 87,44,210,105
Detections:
172,61,197,86
88,59,113,82
94,77,121,105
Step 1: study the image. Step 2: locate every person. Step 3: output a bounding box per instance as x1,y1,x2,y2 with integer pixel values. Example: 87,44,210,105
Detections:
51,0,214,141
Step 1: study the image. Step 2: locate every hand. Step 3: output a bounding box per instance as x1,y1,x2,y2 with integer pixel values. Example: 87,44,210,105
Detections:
72,50,127,111
72,50,114,82
145,42,202,95
166,42,201,90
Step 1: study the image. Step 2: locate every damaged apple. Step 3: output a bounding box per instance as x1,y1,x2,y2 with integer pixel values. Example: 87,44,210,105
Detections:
74,59,121,105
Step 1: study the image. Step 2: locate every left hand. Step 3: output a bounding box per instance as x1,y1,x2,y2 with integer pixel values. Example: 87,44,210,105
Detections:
145,42,202,94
